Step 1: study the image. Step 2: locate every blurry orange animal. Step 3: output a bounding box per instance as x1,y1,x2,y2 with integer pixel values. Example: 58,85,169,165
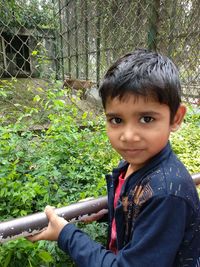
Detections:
63,77,95,98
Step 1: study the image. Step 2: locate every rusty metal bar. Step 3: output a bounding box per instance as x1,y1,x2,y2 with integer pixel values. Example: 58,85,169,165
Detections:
0,196,108,244
0,173,199,244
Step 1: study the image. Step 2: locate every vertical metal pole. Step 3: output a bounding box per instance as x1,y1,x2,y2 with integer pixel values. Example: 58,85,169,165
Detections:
1,36,7,72
74,2,79,78
96,0,101,86
168,0,177,57
84,0,89,80
52,0,59,80
147,0,160,51
66,0,71,76
58,0,65,81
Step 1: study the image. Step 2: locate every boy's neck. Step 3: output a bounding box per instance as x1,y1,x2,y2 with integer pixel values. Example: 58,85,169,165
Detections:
124,164,139,179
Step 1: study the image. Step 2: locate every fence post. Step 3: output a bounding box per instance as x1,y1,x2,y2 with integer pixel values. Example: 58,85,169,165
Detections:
96,0,101,87
147,0,160,51
58,0,65,81
75,2,79,78
84,0,89,80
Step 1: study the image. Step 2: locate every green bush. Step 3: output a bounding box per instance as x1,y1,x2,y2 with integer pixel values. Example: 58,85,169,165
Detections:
0,83,119,266
171,105,200,174
0,81,199,266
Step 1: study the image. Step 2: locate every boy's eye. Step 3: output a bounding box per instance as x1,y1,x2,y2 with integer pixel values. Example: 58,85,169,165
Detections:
110,117,122,124
140,116,154,123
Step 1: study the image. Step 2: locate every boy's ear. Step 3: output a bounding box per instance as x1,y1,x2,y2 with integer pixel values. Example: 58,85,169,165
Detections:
170,104,187,132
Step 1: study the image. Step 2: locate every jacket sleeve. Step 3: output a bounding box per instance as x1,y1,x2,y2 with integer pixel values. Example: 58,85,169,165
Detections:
57,195,191,267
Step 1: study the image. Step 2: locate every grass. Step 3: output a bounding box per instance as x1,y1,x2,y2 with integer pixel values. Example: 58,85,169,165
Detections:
0,78,53,124
0,78,101,128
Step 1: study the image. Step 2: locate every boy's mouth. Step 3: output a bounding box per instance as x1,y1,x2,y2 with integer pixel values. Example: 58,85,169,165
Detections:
120,148,145,155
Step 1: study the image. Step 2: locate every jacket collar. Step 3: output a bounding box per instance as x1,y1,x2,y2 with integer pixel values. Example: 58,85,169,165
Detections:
111,141,172,190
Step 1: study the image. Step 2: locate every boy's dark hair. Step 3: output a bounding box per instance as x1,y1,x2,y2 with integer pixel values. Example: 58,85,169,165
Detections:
99,48,182,122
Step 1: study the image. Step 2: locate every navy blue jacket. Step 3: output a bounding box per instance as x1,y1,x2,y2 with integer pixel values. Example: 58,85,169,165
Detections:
58,142,200,267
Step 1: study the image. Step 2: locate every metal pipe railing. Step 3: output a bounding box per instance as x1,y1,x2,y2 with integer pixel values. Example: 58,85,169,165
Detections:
0,196,108,244
0,173,199,244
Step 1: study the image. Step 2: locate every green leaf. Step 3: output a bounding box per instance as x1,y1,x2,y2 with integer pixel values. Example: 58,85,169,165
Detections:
31,50,38,56
3,251,12,267
38,250,53,263
33,95,41,102
82,112,88,119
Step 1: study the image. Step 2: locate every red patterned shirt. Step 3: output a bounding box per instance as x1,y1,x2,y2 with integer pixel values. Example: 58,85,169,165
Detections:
109,172,125,253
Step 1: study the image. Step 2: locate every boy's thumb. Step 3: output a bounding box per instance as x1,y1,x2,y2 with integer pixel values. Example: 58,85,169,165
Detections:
44,205,56,221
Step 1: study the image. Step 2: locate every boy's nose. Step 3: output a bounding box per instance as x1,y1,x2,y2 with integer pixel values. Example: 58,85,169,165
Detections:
119,126,141,142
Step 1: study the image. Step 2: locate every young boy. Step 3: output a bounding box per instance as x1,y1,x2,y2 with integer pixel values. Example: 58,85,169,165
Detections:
28,49,200,266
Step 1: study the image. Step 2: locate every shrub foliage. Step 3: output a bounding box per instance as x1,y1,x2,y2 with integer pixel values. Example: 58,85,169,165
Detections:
0,80,199,266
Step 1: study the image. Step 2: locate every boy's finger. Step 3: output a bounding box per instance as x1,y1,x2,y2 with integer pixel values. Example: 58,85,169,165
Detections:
45,205,68,227
27,229,47,242
44,205,57,221
44,205,55,214
78,197,94,202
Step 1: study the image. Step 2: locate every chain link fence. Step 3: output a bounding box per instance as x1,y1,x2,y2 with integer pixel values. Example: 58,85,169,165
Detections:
0,0,199,103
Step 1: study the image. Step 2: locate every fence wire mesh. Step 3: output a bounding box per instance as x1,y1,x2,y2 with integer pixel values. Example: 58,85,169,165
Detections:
0,0,199,103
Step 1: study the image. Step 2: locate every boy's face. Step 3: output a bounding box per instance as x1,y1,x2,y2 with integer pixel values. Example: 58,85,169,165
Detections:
105,94,185,172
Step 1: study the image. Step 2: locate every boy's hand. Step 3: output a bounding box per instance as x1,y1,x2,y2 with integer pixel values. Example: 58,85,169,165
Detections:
77,197,108,223
80,209,108,223
27,205,68,242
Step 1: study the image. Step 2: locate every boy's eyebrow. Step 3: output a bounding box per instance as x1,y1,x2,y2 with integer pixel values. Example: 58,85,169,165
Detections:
135,111,161,116
105,112,121,117
105,111,161,117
